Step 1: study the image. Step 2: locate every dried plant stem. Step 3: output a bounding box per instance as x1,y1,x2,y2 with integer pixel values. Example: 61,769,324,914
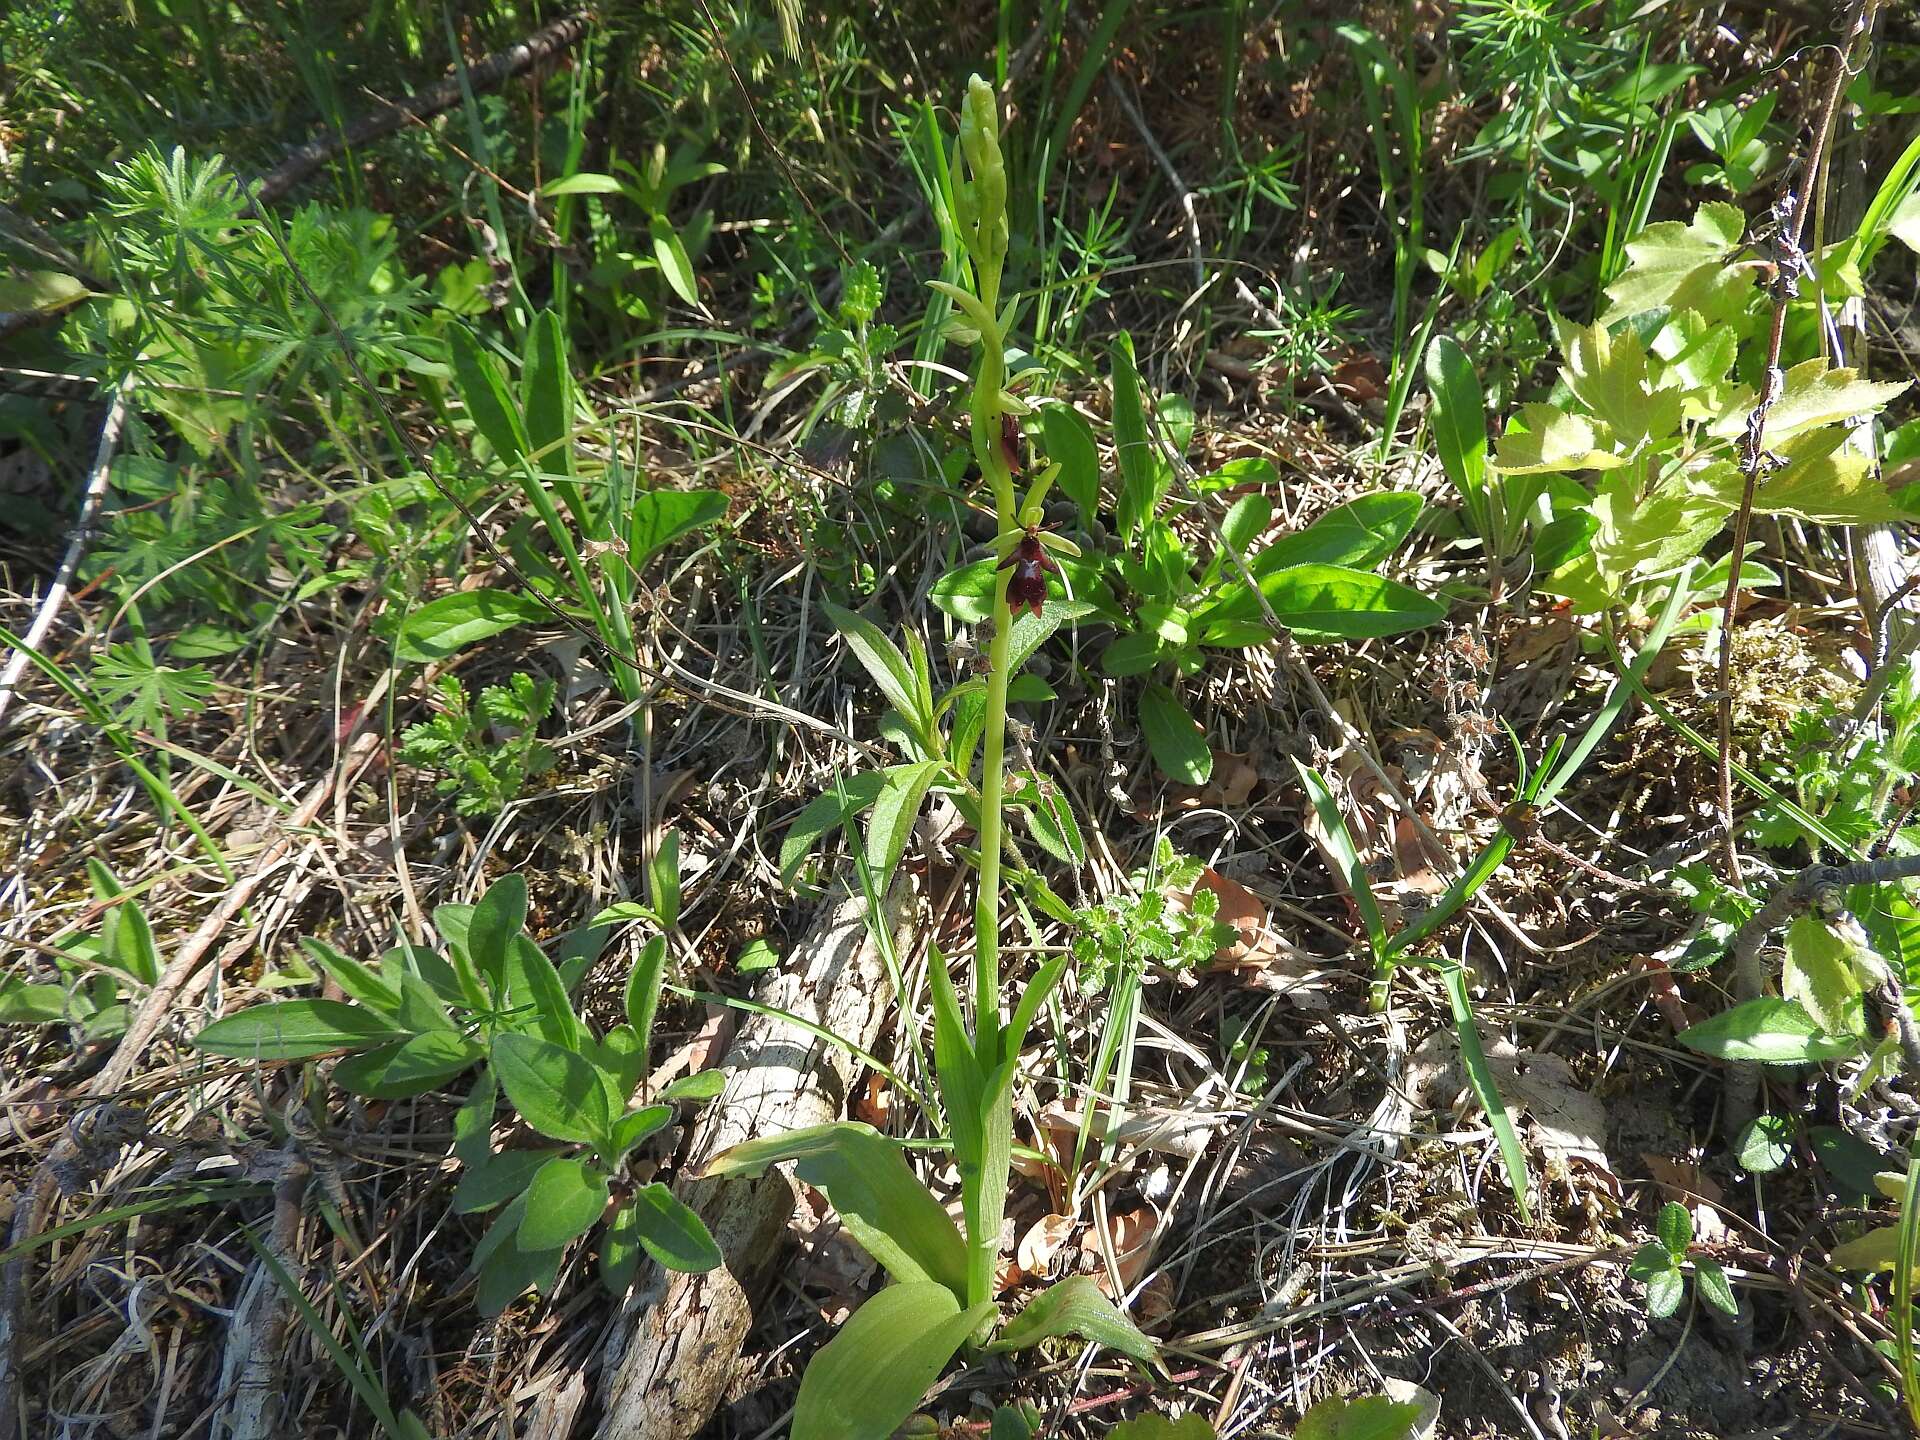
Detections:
0,727,381,1422
0,380,129,732
1717,0,1879,1131
1715,0,1877,887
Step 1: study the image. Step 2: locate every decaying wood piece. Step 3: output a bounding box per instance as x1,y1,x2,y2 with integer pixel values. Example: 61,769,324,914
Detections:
597,880,909,1439
214,1144,309,1440
249,13,590,206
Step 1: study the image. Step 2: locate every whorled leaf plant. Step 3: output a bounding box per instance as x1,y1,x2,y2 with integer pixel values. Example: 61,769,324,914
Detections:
706,78,1154,1440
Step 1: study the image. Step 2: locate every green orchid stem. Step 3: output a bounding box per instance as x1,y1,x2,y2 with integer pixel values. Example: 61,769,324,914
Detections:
966,562,1014,1312
955,72,1016,1315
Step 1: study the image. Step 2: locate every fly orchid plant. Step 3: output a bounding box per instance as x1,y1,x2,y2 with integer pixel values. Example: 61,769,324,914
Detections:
705,77,1150,1440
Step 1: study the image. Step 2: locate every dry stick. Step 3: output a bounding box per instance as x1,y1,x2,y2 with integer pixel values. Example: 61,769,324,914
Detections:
0,727,381,1429
597,881,906,1440
1715,0,1878,1134
0,381,129,732
214,1144,310,1440
1714,0,1877,887
247,13,590,207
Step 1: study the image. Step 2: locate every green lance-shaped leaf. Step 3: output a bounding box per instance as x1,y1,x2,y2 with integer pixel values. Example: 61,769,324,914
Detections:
518,1156,610,1252
489,1032,613,1147
194,1000,404,1060
704,1121,968,1294
393,590,549,665
627,1181,722,1272
987,1273,1156,1358
791,1282,995,1440
1139,683,1212,785
866,761,944,887
1677,997,1860,1064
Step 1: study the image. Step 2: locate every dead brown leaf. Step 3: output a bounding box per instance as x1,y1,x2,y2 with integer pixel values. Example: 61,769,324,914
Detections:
1088,1205,1158,1296
1017,1213,1074,1275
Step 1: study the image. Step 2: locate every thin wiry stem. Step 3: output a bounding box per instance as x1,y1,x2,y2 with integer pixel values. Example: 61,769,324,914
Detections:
1714,0,1878,890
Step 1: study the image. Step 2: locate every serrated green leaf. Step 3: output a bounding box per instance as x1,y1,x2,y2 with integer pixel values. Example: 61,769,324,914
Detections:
1753,428,1918,524
1759,359,1909,443
1493,404,1630,474
1588,466,1732,588
1783,912,1868,1039
1601,202,1748,321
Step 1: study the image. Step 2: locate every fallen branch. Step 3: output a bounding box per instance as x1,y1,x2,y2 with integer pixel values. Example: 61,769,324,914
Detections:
1716,0,1880,1135
1714,0,1879,886
248,13,590,206
0,380,130,733
596,880,908,1440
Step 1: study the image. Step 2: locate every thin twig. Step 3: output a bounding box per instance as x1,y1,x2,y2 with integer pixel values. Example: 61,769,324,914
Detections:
1715,0,1878,1136
0,379,130,733
1714,0,1878,888
247,14,590,207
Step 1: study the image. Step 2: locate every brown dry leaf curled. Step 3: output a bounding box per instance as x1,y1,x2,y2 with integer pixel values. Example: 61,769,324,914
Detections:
1017,1212,1075,1275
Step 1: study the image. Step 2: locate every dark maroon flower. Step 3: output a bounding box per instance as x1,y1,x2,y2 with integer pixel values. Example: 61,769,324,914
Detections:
999,531,1058,618
999,413,1023,474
